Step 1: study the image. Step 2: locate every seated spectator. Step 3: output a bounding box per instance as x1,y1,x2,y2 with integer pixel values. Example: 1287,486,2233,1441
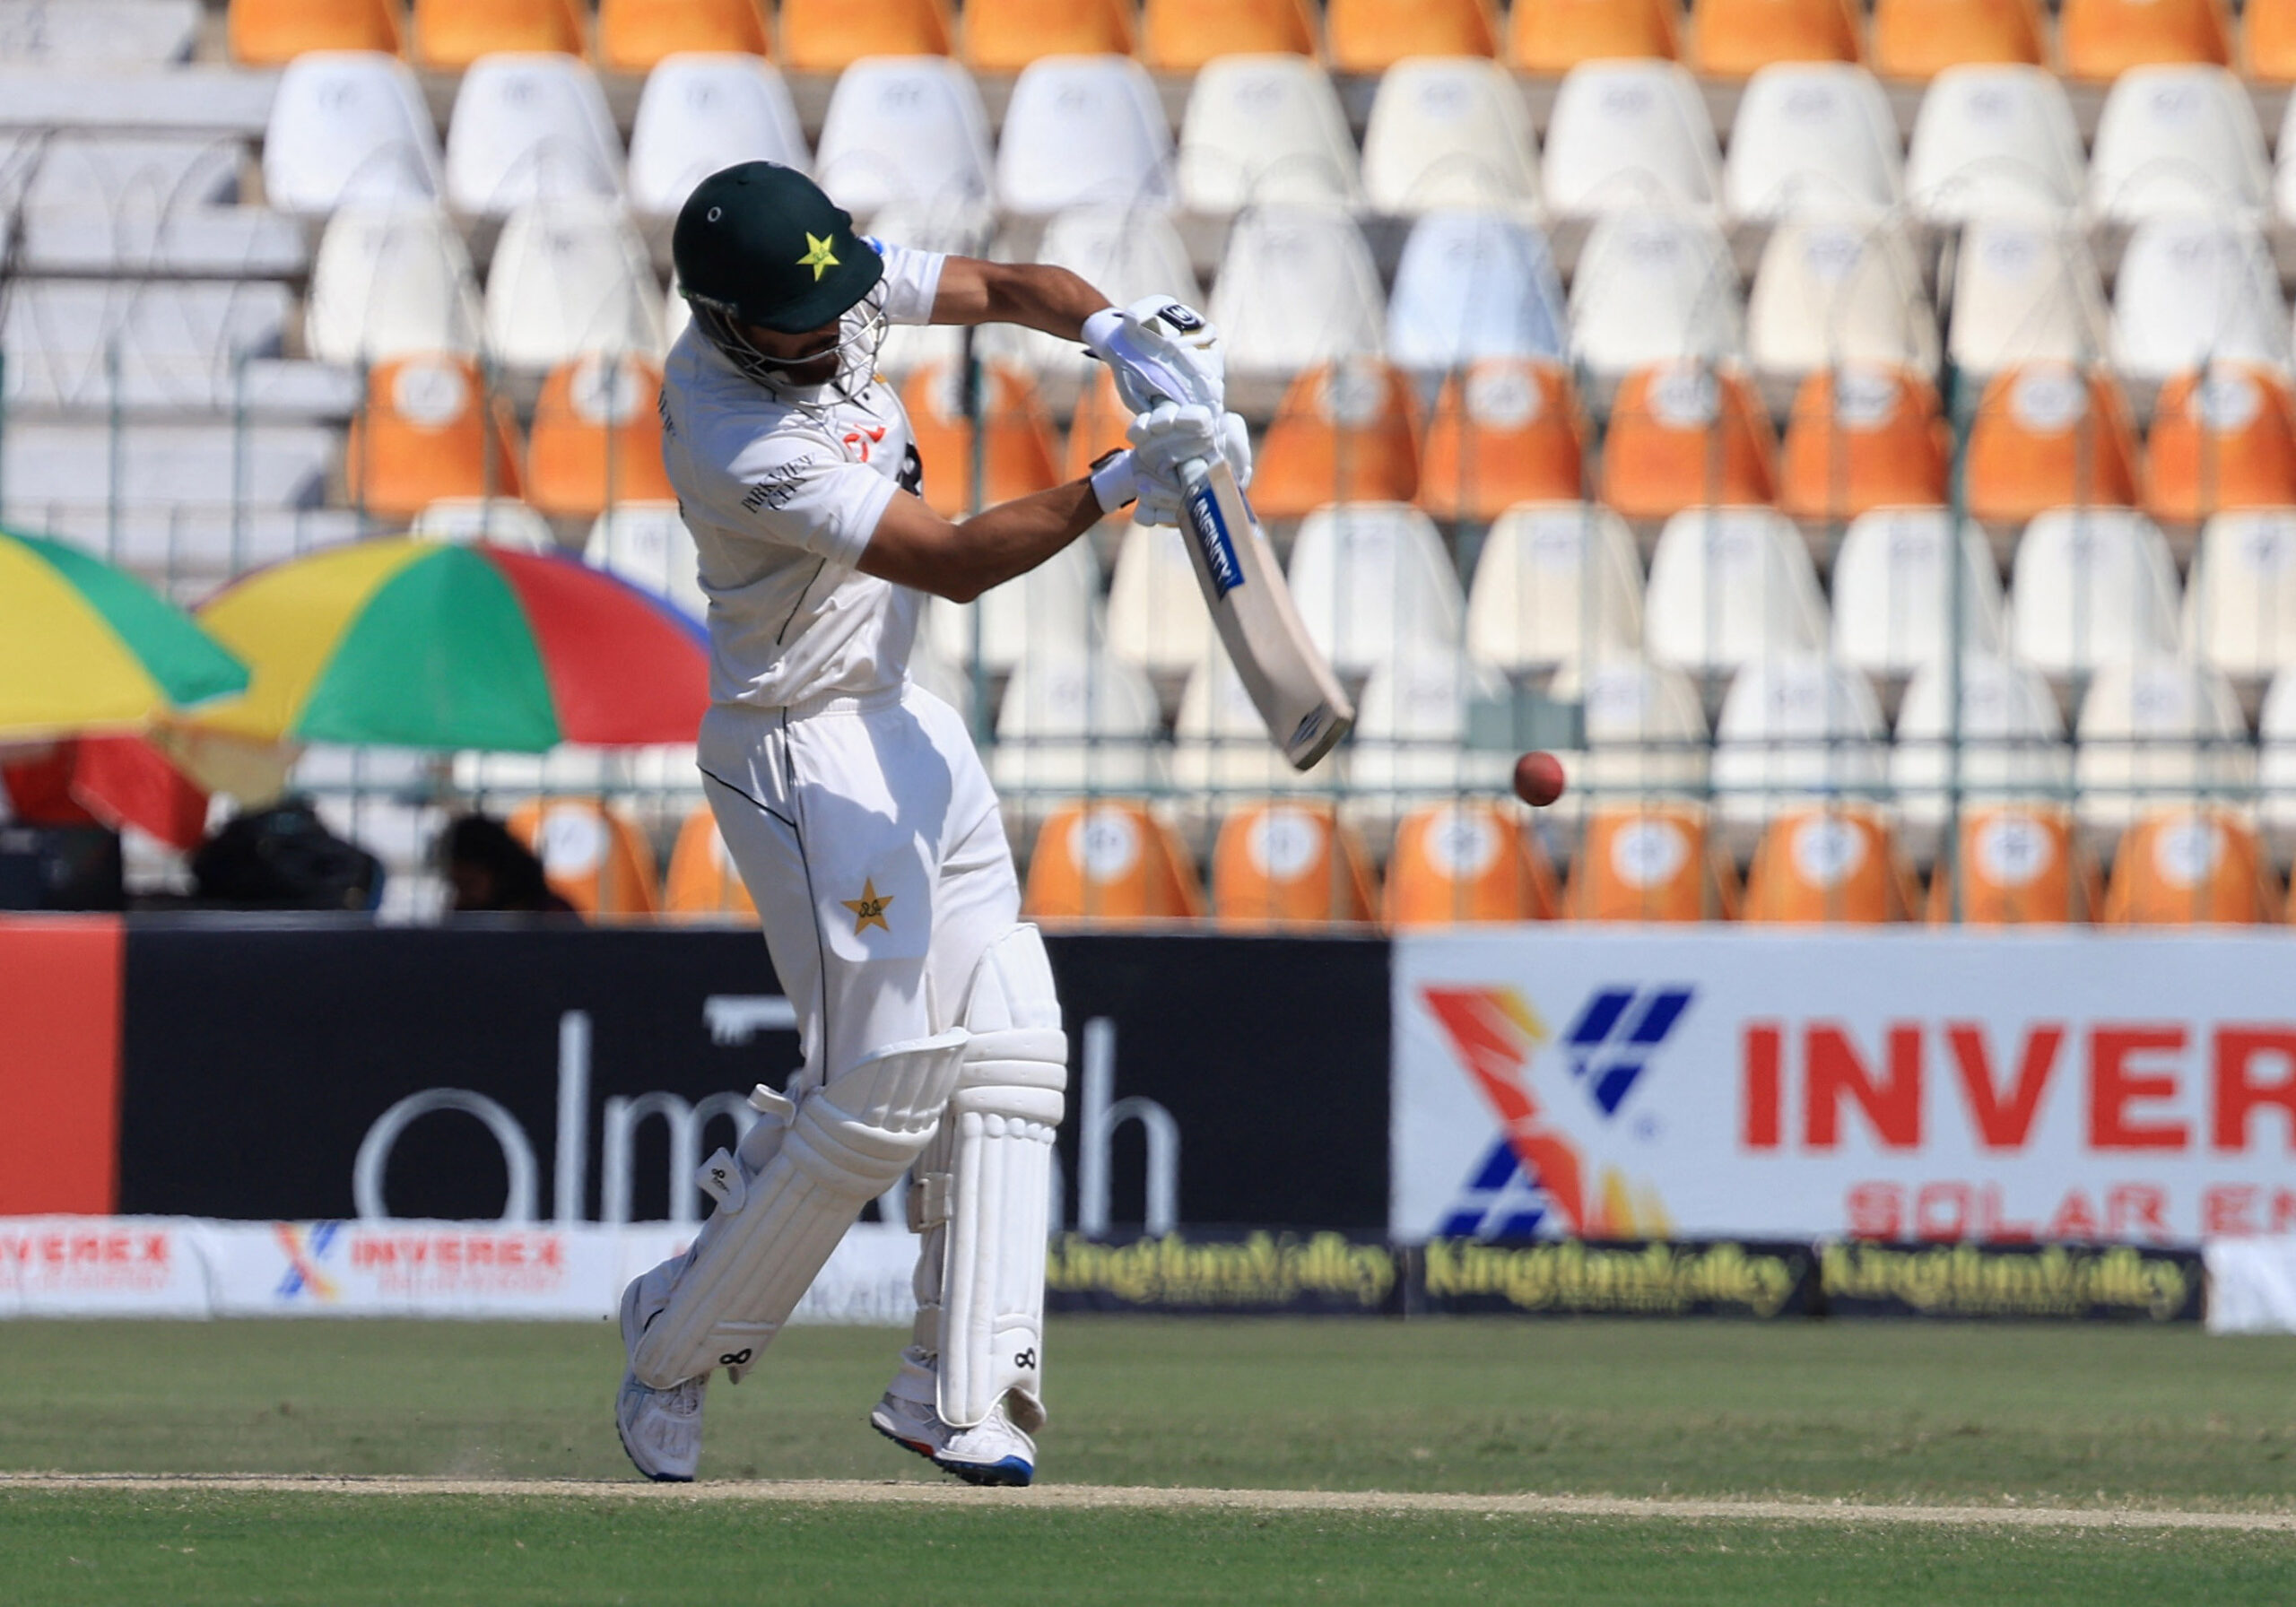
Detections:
443,812,578,917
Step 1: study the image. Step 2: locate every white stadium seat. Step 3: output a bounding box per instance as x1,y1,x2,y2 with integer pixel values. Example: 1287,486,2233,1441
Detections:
2111,216,2287,387
1347,652,1514,809
1464,500,1645,676
1541,60,1720,219
1360,56,1541,216
0,0,197,66
2087,65,2269,224
1831,508,2006,679
1172,655,1326,801
263,51,443,217
2259,670,2296,837
1723,64,1901,222
2009,508,2183,679
996,54,1173,216
627,54,808,224
444,53,624,218
2264,92,2296,227
1568,209,1742,379
1892,654,2074,841
1177,53,1361,215
1710,654,1892,837
1007,205,1199,379
484,198,665,373
585,501,707,621
1286,501,1465,679
930,534,1102,676
814,55,995,223
865,199,999,378
1547,655,1712,804
1945,217,2110,379
991,648,1169,801
1905,65,2083,223
1,280,294,412
2074,656,2255,833
1107,519,1215,681
1210,204,1386,380
304,203,485,365
412,498,558,552
1386,209,1569,377
1643,508,1830,677
2187,510,2296,680
1745,213,1940,383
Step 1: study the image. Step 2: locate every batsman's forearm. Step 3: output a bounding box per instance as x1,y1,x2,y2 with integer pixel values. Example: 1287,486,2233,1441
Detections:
859,479,1105,604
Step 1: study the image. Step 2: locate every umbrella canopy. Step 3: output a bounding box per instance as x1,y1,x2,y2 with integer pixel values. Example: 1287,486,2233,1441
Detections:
194,539,709,751
0,530,249,739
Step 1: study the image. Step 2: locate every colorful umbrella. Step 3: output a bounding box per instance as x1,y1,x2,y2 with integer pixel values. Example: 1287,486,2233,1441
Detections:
0,529,250,739
193,539,709,751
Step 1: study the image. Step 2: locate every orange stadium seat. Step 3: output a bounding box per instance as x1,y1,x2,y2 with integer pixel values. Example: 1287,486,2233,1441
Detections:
1384,801,1561,926
781,0,953,70
2104,805,2279,924
1250,358,1423,522
1600,363,1779,522
1326,0,1499,72
526,354,676,518
1927,805,2098,925
1063,366,1131,483
2250,0,2296,82
1212,802,1379,926
1417,360,1586,522
410,0,584,69
1024,801,1206,923
596,0,770,71
663,806,759,922
1692,0,1863,75
1963,364,2142,526
1870,0,2046,76
509,800,661,919
1742,804,1919,924
1779,366,1950,522
902,360,1064,520
2060,0,2231,77
1139,0,1318,72
230,0,404,62
2144,364,2296,526
964,0,1134,71
1563,803,1740,921
1509,0,1681,70
344,354,524,523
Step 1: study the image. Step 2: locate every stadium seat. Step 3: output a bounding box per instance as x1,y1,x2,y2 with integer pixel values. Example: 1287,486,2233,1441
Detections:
1568,212,1742,382
343,354,524,521
2145,364,2296,525
1014,207,1200,383
484,199,665,374
993,650,1169,807
1172,656,1331,803
1386,211,1569,378
1464,500,1644,675
508,800,661,919
1926,805,2097,924
995,55,1173,216
2074,656,2254,834
2259,671,2296,838
2087,66,2268,224
1828,507,2006,678
2112,216,2287,387
813,56,992,222
1212,802,1379,927
1509,0,1681,71
2059,0,2231,80
1177,54,1361,215
1600,362,1778,520
1709,654,1892,838
867,199,1001,377
1210,204,1387,380
1360,56,1540,215
1548,654,1713,802
1945,223,2110,382
3,423,337,516
1742,805,1920,923
1328,0,1499,71
780,0,953,71
1250,359,1424,521
1540,61,1719,218
1779,367,1952,522
1138,0,1318,72
1107,519,1217,682
1286,502,1467,679
1892,654,2074,846
2008,508,2184,679
1563,802,1737,921
0,281,295,416
901,359,1064,521
598,1,770,72
1871,0,2046,78
1023,801,1205,923
304,204,484,366
1419,360,1586,521
444,54,622,217
2252,0,2296,83
263,51,441,217
2186,510,2296,680
932,535,1103,676
585,501,706,621
413,497,555,552
412,0,582,68
2102,805,2277,924
1723,64,1901,222
1904,66,2084,222
626,55,807,223
1384,800,1560,925
663,805,759,921
1745,214,1940,384
963,0,1133,71
526,354,676,517
1643,506,1829,676
230,0,403,63
1346,653,1516,816
1692,0,1863,76
1963,364,2141,526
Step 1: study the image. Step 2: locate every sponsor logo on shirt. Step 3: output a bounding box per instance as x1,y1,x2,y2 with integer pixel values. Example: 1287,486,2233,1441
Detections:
741,461,807,514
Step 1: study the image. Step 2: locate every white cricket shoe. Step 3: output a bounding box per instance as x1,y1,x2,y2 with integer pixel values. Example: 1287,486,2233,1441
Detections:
870,1348,1038,1488
615,1268,706,1482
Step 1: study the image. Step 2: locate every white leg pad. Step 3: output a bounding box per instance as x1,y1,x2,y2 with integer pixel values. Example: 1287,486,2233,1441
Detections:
631,1028,968,1390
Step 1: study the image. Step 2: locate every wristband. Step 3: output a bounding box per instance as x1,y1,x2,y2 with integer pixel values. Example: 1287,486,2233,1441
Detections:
1081,306,1123,358
1087,447,1137,515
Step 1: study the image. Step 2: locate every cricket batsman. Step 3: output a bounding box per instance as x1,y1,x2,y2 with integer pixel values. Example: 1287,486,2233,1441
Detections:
614,161,1249,1487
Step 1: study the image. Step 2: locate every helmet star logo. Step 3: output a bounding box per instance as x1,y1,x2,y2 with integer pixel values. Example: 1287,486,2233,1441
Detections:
841,878,893,934
798,232,840,282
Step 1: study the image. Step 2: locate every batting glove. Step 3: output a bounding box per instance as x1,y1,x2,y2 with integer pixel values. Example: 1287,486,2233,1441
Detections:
1083,295,1225,416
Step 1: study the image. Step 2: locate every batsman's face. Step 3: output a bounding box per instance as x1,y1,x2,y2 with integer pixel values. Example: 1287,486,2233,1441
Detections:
743,317,844,387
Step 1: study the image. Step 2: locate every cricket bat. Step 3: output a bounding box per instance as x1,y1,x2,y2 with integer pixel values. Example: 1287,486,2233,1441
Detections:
1174,456,1353,771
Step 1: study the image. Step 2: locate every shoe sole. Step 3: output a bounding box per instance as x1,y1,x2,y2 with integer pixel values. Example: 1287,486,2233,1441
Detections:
872,1413,1031,1488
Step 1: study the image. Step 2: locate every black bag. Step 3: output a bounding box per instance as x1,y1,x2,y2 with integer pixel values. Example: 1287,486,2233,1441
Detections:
191,797,384,912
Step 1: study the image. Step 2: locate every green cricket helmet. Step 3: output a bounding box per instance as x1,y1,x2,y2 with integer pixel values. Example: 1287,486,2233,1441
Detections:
673,162,886,387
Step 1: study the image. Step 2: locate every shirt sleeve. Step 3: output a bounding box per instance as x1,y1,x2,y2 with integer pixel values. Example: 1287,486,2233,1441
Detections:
865,238,947,327
695,424,897,570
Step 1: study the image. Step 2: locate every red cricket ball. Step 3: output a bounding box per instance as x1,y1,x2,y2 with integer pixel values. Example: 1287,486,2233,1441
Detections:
1512,750,1566,808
